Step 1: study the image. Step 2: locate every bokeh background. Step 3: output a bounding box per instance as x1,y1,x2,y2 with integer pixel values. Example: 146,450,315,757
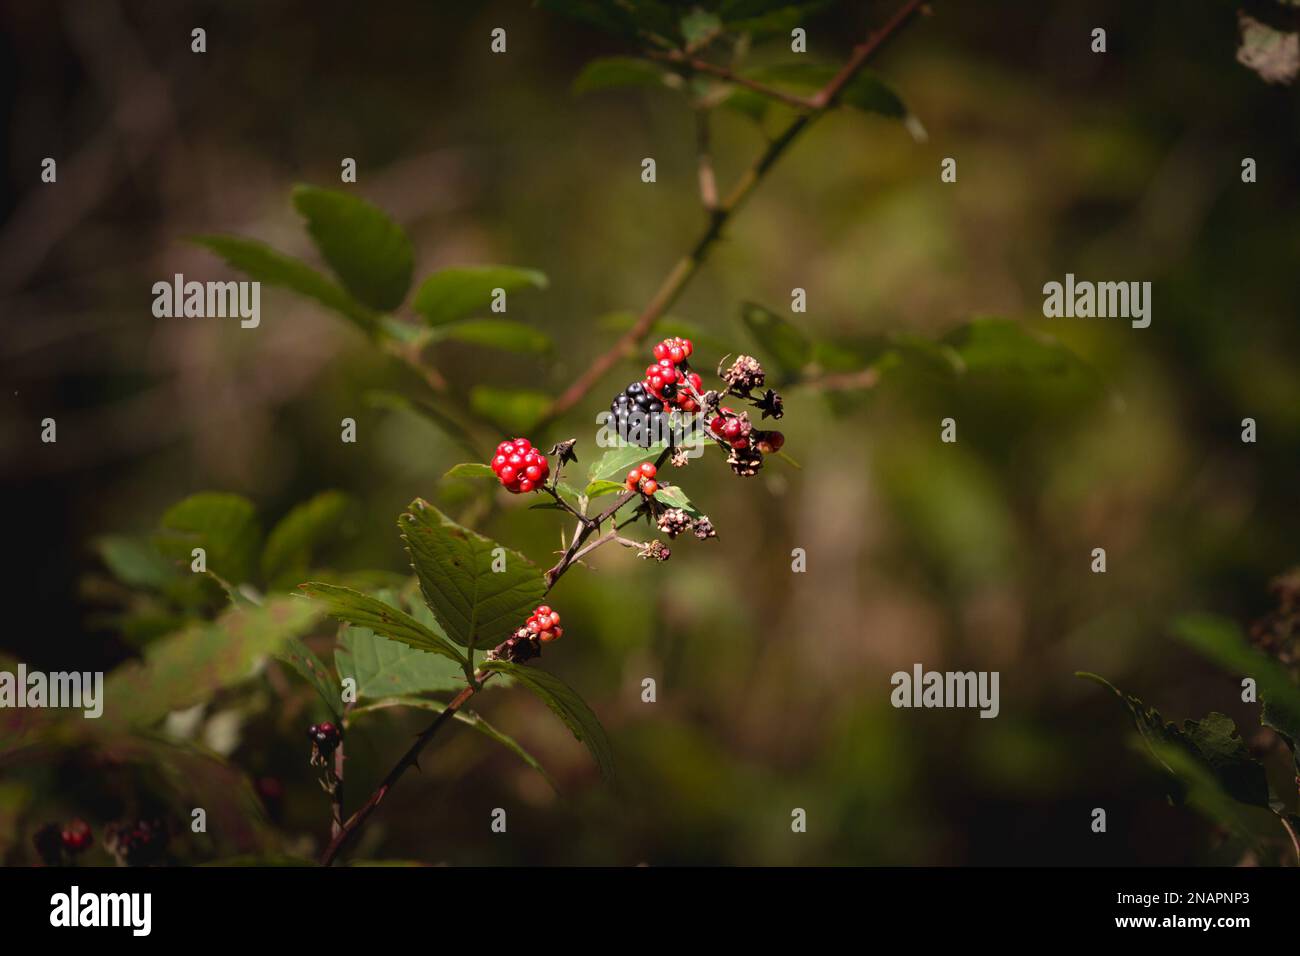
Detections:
2,0,1299,866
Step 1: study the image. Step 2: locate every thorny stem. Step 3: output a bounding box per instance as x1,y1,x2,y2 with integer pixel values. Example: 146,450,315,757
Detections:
330,742,345,838
319,1,931,865
320,672,491,866
535,0,929,431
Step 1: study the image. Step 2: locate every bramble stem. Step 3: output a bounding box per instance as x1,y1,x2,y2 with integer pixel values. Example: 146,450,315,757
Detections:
318,1,930,865
535,0,928,431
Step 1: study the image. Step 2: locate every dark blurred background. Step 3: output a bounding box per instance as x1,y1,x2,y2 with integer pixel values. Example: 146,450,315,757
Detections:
2,0,1299,865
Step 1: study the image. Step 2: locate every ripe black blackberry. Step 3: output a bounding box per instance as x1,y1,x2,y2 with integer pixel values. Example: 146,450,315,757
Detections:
609,381,668,448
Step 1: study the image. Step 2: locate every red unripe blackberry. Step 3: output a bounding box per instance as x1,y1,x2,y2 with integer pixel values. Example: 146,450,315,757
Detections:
61,819,93,854
641,478,658,495
488,438,548,494
755,430,785,453
639,462,657,478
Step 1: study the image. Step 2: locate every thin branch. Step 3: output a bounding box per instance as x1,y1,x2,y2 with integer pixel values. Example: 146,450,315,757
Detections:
319,1,931,865
695,110,719,211
536,0,928,430
320,672,490,866
648,49,816,110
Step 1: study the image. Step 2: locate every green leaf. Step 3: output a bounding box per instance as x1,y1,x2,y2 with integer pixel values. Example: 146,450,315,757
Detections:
350,696,557,792
740,301,811,377
444,462,496,480
335,626,466,700
1173,613,1300,772
653,483,703,518
586,443,667,484
434,319,552,353
277,636,342,720
573,56,676,94
364,390,480,459
93,535,176,590
298,582,466,665
583,479,628,499
722,1,834,39
482,660,615,781
399,499,546,652
469,386,551,434
680,9,722,47
942,318,1087,378
537,0,679,43
260,491,351,590
292,185,414,312
156,492,262,585
104,598,322,729
189,235,379,334
1076,673,1270,808
412,266,548,326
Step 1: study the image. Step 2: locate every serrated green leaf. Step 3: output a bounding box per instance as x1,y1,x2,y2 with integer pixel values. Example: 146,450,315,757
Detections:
298,582,466,665
103,597,321,729
740,301,811,377
189,235,379,334
469,386,551,434
277,636,342,720
412,266,548,326
574,56,675,94
398,499,546,652
583,479,628,499
156,492,262,586
444,462,496,480
1173,613,1300,772
335,626,466,700
261,491,351,590
483,660,615,781
292,185,414,312
94,535,176,590
434,319,551,353
1076,672,1270,809
586,443,668,484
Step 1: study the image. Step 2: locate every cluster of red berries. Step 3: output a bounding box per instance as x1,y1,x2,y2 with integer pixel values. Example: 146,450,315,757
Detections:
106,819,168,867
625,461,659,495
307,721,343,755
644,337,704,413
489,605,565,663
525,604,563,643
33,819,93,865
707,405,784,454
490,438,550,494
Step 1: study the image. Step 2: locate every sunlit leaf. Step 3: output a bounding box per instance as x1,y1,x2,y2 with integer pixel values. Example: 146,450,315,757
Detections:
292,185,414,312
399,499,546,652
412,266,548,326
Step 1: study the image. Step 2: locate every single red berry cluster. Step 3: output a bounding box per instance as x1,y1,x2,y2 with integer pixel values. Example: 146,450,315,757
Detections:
625,461,659,495
106,819,167,867
490,438,550,494
62,819,93,854
33,819,93,865
308,721,342,755
525,604,563,643
489,605,566,663
643,337,703,413
708,406,751,449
